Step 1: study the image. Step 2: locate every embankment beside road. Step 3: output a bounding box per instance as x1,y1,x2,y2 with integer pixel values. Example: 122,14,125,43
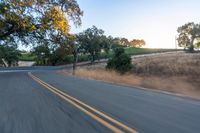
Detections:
59,52,200,99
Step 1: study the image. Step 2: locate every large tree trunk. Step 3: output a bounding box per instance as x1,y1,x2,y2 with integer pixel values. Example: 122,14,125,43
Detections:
91,54,95,64
2,58,8,67
189,37,195,52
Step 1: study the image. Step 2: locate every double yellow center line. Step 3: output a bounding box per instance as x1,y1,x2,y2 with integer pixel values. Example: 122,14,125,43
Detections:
28,72,138,133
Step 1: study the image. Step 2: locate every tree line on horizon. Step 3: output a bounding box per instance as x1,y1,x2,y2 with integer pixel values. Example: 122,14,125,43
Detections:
31,25,145,66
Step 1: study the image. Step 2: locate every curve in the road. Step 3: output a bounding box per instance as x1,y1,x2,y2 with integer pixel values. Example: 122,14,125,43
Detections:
28,72,138,133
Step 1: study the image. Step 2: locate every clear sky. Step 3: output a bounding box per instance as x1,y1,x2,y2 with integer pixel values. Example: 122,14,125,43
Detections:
70,0,200,48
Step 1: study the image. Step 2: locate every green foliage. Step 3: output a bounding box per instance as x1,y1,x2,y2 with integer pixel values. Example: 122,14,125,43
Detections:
18,53,36,61
0,44,20,66
0,0,82,47
187,45,194,53
30,46,179,66
32,41,74,66
49,46,73,66
77,26,109,63
124,48,179,55
177,22,200,52
119,38,130,47
0,46,4,64
194,38,200,50
33,44,50,65
106,47,132,74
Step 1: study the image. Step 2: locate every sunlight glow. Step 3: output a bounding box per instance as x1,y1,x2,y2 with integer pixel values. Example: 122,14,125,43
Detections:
71,0,200,48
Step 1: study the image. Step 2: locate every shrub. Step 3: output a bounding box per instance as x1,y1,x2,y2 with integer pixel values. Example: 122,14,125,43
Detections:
106,47,132,74
188,45,194,53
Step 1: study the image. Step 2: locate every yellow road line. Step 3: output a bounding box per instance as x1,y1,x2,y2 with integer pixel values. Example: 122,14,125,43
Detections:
28,73,138,133
30,75,123,133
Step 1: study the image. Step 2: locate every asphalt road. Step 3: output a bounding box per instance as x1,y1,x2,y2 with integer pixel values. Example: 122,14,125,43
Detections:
0,69,200,133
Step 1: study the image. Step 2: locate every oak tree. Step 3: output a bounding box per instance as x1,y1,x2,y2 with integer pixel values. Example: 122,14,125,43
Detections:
77,26,105,63
0,0,83,44
177,22,200,52
129,39,145,48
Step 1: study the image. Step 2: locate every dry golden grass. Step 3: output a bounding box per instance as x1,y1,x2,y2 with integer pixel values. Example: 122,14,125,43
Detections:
71,53,200,99
75,69,142,86
133,53,200,76
74,68,200,98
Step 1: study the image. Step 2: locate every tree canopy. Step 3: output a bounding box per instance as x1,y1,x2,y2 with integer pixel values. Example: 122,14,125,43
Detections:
177,22,200,51
106,47,132,74
0,44,20,66
76,26,107,63
119,38,129,47
0,0,83,45
129,39,145,48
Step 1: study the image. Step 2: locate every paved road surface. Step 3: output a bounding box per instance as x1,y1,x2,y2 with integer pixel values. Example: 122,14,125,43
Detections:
0,69,200,133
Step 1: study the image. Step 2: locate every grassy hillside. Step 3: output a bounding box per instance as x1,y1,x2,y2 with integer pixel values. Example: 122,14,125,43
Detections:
72,52,200,98
124,48,180,55
18,48,181,63
100,48,181,60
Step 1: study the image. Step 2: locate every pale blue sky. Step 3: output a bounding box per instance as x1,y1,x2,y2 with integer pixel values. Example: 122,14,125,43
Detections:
71,0,200,48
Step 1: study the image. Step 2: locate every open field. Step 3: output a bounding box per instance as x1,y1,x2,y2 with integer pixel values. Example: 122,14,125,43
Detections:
18,53,36,61
66,52,200,99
